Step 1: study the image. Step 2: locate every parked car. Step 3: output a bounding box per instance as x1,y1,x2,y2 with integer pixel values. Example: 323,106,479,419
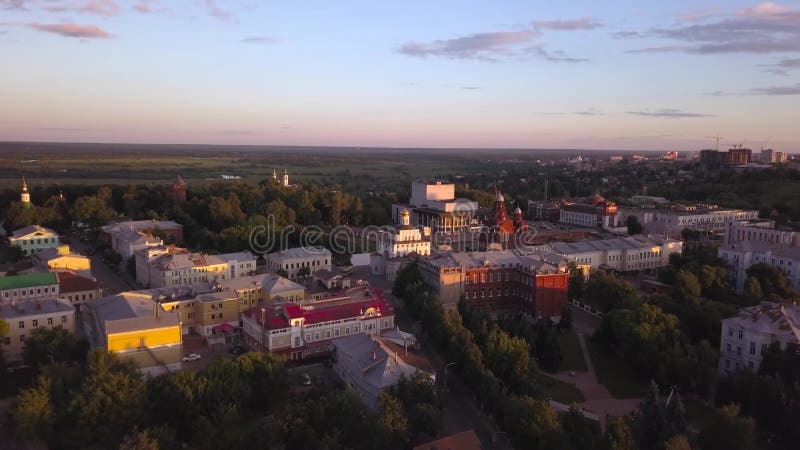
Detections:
301,373,312,386
182,352,201,362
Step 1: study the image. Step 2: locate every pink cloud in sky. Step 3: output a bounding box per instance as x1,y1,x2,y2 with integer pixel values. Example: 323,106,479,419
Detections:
44,0,121,16
28,22,112,38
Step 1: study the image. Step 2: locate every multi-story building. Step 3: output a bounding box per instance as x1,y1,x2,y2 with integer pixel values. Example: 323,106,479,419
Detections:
265,246,332,280
619,204,759,239
9,225,60,255
89,289,184,375
102,219,184,245
377,209,431,259
135,246,228,288
332,333,434,410
559,194,619,229
760,149,787,164
0,298,76,363
718,241,800,294
725,219,799,247
719,302,800,374
700,146,753,167
0,272,60,304
33,245,92,274
527,200,562,222
241,286,394,361
57,270,102,307
543,234,683,273
216,251,258,278
417,250,569,319
109,230,164,261
391,180,478,233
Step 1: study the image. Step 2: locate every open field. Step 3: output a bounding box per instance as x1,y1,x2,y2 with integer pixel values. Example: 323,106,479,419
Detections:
539,375,586,404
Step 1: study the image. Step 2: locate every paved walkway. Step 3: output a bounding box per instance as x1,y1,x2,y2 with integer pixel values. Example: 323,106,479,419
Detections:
547,332,641,422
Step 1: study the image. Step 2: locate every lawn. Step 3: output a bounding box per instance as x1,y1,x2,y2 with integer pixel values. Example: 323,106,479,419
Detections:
586,339,648,399
557,330,588,373
538,375,586,404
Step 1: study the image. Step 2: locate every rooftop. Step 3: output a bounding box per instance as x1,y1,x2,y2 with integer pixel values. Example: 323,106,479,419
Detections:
548,234,679,255
245,288,391,330
0,272,59,290
91,289,183,336
148,248,225,270
724,302,800,342
11,224,57,239
102,219,182,235
721,241,800,259
413,430,482,450
0,298,74,319
216,251,257,262
268,246,331,260
56,271,100,294
332,333,431,391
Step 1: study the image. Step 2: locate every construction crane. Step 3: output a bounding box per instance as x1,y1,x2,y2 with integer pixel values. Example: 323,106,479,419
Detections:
705,134,723,151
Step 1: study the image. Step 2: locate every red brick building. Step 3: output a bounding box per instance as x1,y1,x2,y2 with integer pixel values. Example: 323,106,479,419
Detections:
417,250,569,320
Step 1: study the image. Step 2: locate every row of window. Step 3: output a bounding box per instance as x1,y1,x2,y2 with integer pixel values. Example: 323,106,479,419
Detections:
723,359,754,370
16,237,57,246
18,316,69,329
2,285,57,298
466,288,519,299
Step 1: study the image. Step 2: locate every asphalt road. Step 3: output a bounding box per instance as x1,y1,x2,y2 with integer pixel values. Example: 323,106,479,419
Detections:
66,232,135,295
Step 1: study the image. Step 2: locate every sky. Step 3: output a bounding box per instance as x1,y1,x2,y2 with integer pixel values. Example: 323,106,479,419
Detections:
1,0,800,151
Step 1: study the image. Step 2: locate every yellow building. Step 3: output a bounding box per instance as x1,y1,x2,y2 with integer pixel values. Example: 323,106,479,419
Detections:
34,245,92,273
89,290,183,375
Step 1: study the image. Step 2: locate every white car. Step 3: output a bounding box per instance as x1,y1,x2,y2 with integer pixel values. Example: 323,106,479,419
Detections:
182,352,201,362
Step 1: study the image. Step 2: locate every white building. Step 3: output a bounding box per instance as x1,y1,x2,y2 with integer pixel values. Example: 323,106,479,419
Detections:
332,333,434,410
718,241,800,294
725,219,799,247
0,298,76,363
719,302,800,374
10,225,60,255
265,246,332,280
241,288,394,361
619,205,759,239
538,234,683,273
760,149,788,164
391,180,478,233
377,209,431,259
134,246,228,288
216,251,258,278
110,230,164,261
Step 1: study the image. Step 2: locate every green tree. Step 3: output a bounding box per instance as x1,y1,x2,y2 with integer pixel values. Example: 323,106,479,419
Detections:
663,434,692,450
484,325,531,386
534,320,562,372
626,215,643,235
697,404,756,450
674,271,701,301
561,404,603,450
376,393,409,448
604,417,636,450
567,262,586,301
14,376,56,440
746,263,794,298
71,195,116,228
743,276,763,302
120,430,160,450
23,326,88,370
559,305,573,330
586,273,636,312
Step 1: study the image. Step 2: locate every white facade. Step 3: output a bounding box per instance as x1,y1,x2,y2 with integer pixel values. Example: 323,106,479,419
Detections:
542,235,683,272
725,220,798,247
377,210,431,259
559,209,599,228
620,206,759,239
718,241,800,295
135,246,228,288
9,225,60,255
410,180,455,206
110,230,164,260
0,273,60,304
266,246,332,279
719,302,800,374
217,251,258,278
0,299,76,363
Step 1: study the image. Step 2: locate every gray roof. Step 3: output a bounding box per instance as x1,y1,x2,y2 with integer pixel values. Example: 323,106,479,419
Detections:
548,234,678,255
332,334,426,390
91,287,194,336
102,220,182,235
723,302,800,341
221,273,304,294
0,298,74,319
216,251,257,262
720,241,800,259
268,246,331,261
11,225,57,239
425,250,567,274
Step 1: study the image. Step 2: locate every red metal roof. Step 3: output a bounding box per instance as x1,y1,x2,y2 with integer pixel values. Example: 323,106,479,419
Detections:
56,271,100,294
245,288,393,331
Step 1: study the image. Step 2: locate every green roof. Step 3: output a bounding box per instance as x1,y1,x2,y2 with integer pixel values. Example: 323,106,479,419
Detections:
0,272,59,290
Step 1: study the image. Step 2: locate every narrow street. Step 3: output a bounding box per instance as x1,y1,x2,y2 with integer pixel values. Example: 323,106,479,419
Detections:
66,232,135,295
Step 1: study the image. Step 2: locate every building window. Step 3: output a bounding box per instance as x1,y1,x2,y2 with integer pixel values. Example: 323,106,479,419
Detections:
18,321,24,329
726,344,731,354
61,316,67,324
750,342,756,355
737,347,742,356
738,330,743,340
32,319,38,328
47,317,53,325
